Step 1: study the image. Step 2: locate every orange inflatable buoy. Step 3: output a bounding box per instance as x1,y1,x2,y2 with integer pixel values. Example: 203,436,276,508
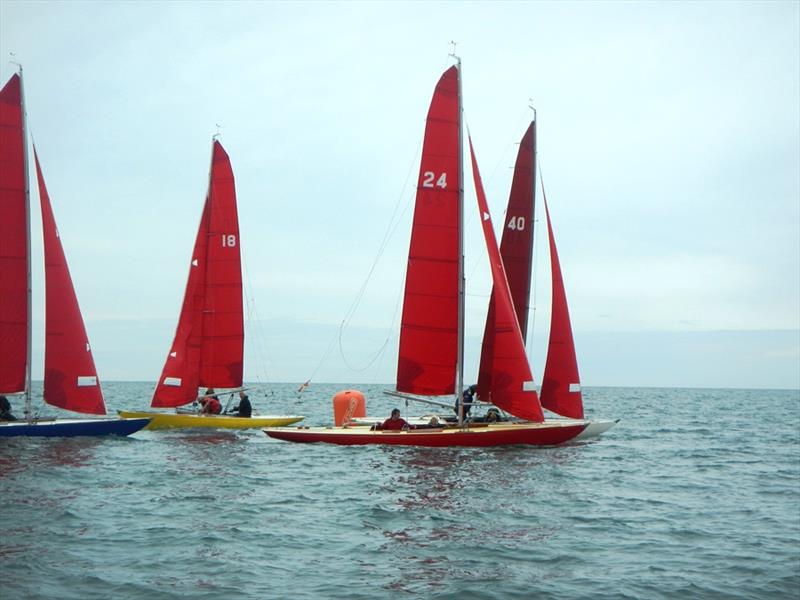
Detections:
332,390,366,426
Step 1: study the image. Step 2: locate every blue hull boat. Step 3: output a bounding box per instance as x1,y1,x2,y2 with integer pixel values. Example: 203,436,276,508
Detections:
0,418,151,438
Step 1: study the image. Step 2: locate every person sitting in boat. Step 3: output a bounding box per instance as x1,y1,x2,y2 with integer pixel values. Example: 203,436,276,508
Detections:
226,391,252,418
454,385,477,419
378,408,412,431
198,389,222,415
485,408,502,423
0,395,17,421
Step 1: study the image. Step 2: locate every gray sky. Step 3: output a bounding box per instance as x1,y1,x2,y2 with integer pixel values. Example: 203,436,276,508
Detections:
2,1,798,389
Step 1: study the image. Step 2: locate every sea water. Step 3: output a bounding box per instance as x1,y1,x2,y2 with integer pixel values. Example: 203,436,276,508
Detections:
1,383,798,599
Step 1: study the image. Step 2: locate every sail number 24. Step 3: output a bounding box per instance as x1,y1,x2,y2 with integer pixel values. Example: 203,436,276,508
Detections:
422,171,447,188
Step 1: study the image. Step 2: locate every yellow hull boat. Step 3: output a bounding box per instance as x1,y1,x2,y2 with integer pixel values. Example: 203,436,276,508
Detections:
118,411,304,431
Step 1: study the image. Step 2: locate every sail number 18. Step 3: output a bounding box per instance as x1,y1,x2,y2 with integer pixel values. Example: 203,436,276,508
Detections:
222,234,237,247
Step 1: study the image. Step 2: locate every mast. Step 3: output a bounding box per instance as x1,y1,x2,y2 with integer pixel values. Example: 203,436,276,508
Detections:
17,65,32,420
454,56,465,425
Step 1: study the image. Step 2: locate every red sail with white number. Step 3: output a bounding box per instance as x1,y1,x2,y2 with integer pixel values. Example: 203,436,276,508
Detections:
478,121,536,401
539,195,584,419
152,140,244,407
396,65,461,396
470,137,544,423
499,120,535,341
35,149,106,414
0,73,28,394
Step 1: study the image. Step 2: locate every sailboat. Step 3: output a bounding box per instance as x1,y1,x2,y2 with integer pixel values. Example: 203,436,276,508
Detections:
0,71,150,437
264,62,615,447
118,139,303,430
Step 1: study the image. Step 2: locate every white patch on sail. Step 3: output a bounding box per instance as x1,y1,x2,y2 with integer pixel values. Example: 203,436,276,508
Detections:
569,383,581,393
483,212,490,221
170,351,177,358
77,376,97,387
192,259,199,267
85,342,91,352
164,377,182,387
522,381,536,392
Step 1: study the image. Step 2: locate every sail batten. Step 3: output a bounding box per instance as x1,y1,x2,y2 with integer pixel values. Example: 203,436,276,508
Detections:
470,137,544,423
35,149,106,415
396,65,461,396
0,73,28,394
152,140,243,407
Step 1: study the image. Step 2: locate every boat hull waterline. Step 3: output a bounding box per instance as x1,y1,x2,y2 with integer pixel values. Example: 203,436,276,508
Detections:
263,420,617,447
118,411,304,430
0,417,151,437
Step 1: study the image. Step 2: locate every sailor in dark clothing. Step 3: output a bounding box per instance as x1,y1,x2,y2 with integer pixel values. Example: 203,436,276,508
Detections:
228,391,252,417
454,384,477,420
0,395,17,421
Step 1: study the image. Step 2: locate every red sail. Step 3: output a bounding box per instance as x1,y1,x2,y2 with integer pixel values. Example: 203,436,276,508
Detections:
396,66,461,396
0,74,28,394
152,140,243,407
500,121,536,340
539,196,584,419
478,122,536,401
470,137,544,423
35,149,106,415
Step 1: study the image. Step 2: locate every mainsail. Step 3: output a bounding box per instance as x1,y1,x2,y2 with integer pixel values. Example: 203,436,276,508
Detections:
0,73,28,394
539,195,584,419
152,140,244,407
35,149,106,414
396,65,461,396
470,137,544,423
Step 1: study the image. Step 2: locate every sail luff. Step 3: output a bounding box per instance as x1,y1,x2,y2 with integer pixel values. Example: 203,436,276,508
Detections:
469,136,544,423
539,194,584,419
396,66,461,396
0,72,29,398
34,148,106,415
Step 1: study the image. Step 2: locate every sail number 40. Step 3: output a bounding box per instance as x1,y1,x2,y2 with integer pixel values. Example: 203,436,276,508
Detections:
222,234,237,247
507,216,525,231
422,171,447,189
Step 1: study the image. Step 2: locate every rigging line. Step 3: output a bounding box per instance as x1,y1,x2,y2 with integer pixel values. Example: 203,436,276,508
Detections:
305,324,339,382
336,140,421,372
310,139,421,379
530,158,548,346
240,255,272,384
463,115,522,298
340,140,420,331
